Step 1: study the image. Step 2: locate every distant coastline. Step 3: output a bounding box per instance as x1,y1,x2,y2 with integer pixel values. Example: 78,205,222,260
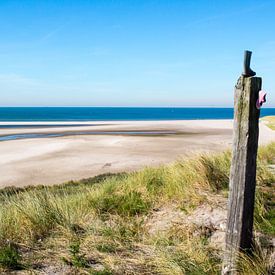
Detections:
1,107,275,121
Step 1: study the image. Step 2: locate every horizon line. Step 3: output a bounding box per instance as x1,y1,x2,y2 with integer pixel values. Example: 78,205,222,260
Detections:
1,106,275,108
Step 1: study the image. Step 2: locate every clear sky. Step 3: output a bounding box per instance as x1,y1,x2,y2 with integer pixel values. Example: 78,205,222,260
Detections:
0,0,274,107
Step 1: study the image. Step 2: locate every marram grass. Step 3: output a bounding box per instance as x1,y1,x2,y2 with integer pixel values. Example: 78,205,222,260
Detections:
0,143,274,274
261,116,275,130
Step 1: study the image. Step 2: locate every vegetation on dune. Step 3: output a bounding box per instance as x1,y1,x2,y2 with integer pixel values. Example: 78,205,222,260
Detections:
0,143,274,274
261,116,275,130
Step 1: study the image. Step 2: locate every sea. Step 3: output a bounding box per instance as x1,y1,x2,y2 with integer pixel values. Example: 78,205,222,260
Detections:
0,107,275,122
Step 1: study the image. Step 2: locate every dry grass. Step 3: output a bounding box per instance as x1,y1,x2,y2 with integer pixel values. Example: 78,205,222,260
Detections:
0,143,274,274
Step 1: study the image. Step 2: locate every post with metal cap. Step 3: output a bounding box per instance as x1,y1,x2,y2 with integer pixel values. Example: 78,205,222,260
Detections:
222,51,262,274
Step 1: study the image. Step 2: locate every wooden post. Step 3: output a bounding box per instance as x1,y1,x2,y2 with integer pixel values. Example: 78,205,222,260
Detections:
222,53,262,274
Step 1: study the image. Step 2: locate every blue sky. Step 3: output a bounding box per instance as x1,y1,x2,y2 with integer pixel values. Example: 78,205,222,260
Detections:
0,0,274,107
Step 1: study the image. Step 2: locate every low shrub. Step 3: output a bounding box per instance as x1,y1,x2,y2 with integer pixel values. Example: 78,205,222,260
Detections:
0,243,22,270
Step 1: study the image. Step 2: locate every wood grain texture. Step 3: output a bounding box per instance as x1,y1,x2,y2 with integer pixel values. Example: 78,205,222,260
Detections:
222,76,262,274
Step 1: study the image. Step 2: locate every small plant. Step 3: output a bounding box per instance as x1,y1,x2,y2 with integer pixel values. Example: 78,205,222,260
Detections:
96,243,117,253
90,269,113,275
0,243,22,270
63,239,89,268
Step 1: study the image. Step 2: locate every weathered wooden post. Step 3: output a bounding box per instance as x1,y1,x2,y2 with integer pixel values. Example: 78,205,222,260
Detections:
222,51,262,274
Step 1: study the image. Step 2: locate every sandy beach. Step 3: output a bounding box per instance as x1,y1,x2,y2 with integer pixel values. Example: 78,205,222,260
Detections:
0,120,274,188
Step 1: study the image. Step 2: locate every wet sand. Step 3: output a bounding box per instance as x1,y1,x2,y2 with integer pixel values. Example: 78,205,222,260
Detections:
0,120,274,188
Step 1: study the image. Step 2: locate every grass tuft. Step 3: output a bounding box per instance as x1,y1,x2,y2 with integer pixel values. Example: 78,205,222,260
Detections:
64,239,89,268
200,151,231,191
261,116,275,130
91,190,151,217
0,243,22,270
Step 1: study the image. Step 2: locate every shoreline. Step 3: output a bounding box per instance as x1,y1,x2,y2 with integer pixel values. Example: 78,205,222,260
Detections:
0,119,234,124
0,120,233,142
0,119,274,188
0,120,233,139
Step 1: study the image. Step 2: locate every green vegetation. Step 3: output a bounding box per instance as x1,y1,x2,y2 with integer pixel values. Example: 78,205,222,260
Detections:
91,190,151,216
261,116,275,130
0,143,274,274
0,243,22,270
63,239,89,268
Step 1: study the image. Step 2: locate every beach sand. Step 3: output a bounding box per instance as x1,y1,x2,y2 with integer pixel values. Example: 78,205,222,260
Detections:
0,120,274,188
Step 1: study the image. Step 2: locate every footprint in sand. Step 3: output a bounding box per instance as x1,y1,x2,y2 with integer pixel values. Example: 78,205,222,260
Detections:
103,163,112,168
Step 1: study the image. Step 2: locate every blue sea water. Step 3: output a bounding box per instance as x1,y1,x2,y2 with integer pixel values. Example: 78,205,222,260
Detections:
0,107,275,122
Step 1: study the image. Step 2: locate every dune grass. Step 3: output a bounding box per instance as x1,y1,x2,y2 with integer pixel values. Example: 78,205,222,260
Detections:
0,143,274,274
261,116,275,130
